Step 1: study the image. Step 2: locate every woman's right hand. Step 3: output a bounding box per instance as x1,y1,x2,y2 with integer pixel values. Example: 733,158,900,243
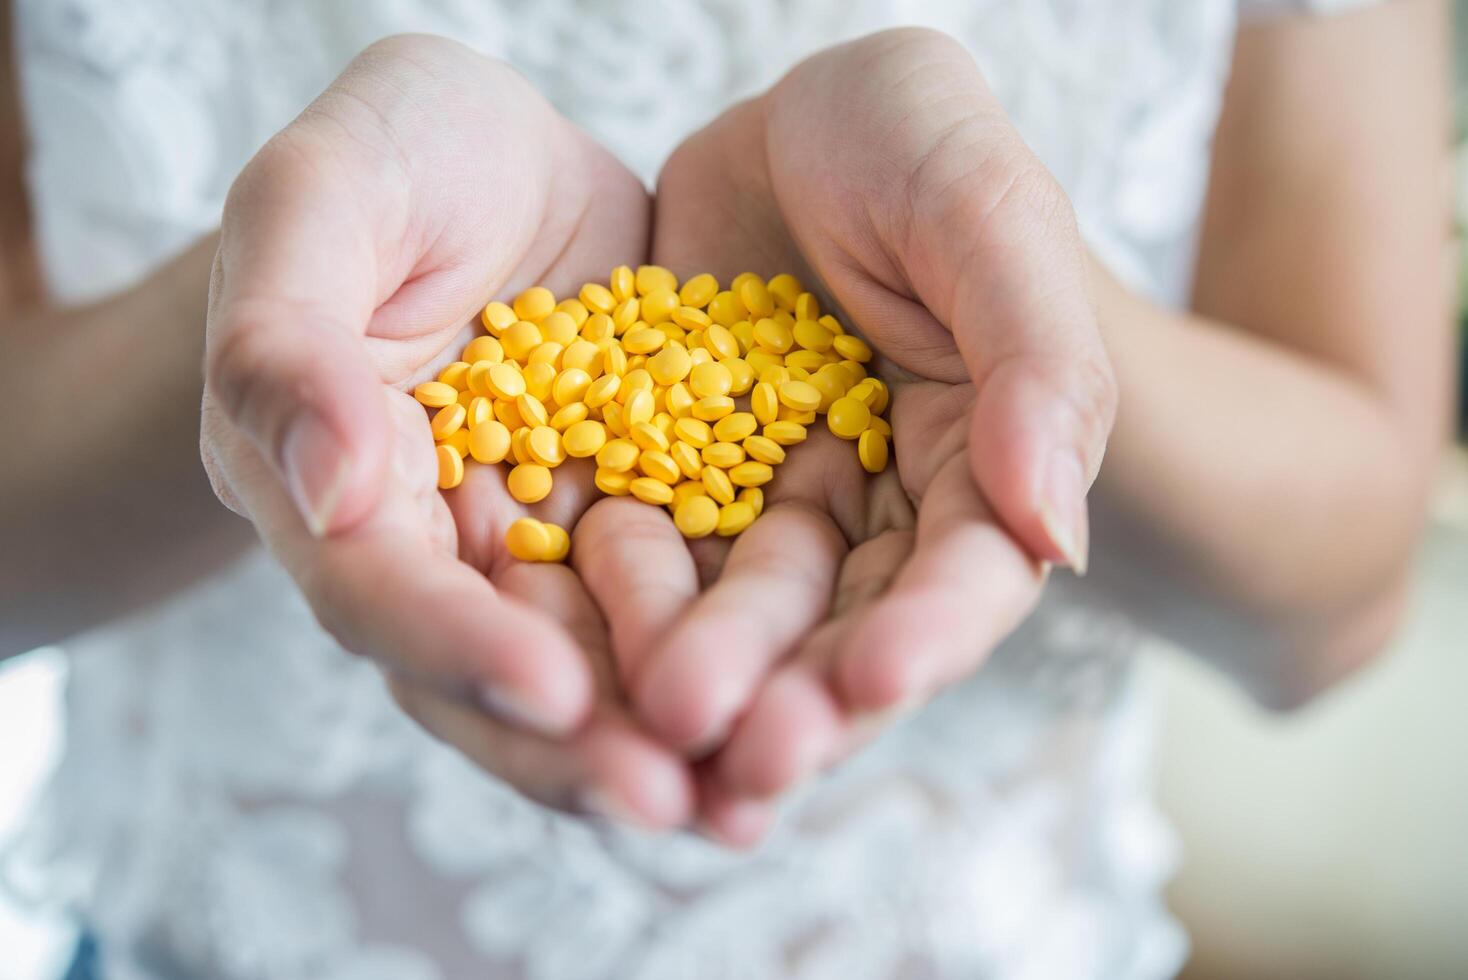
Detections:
201,35,693,828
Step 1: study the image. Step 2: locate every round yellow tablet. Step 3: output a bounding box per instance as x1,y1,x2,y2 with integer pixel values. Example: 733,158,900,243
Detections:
414,381,458,408
742,435,786,465
507,463,553,503
689,361,733,399
648,344,693,386
832,333,873,363
858,430,889,473
729,461,773,487
639,449,681,485
702,442,746,469
712,412,757,443
716,501,756,536
630,476,675,505
702,465,735,505
431,403,466,441
763,421,808,446
563,420,608,458
436,443,464,489
485,362,526,400
678,273,719,309
673,494,719,538
469,419,511,464
527,426,565,467
513,286,556,323
692,395,735,422
671,442,703,479
595,467,633,496
505,518,553,562
753,317,794,354
777,380,821,413
826,396,871,440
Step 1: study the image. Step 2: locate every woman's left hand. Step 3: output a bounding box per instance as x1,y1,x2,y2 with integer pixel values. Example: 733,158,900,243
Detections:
636,28,1117,843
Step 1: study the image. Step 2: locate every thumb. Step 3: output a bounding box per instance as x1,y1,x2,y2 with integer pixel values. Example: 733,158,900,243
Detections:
205,132,391,537
913,139,1116,573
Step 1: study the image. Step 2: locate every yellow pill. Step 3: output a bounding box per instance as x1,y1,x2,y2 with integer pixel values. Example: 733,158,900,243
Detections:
622,327,666,355
466,361,494,397
610,265,636,303
469,419,511,463
481,301,517,335
692,395,735,422
795,292,821,322
673,417,714,449
507,463,553,503
516,393,549,429
501,320,543,361
551,368,592,406
713,412,758,443
580,282,615,315
540,311,579,347
431,403,466,440
648,344,692,386
819,314,846,337
505,518,553,562
792,319,833,353
689,361,733,399
672,273,714,308
785,366,811,383
511,426,534,465
779,407,817,424
753,317,794,354
827,396,871,439
723,357,755,396
612,297,641,333
635,264,678,297
595,467,633,496
639,449,680,485
702,442,746,468
622,389,654,427
739,277,774,319
746,349,783,376
595,438,639,472
463,336,505,366
457,388,476,409
513,286,556,323
764,421,808,446
436,443,464,490
836,360,867,386
523,362,556,401
494,398,524,430
602,402,629,437
528,341,564,368
438,361,471,389
485,362,526,400
751,382,780,425
867,379,891,415
527,426,565,467
631,420,671,453
767,273,802,311
641,288,679,325
702,465,735,505
731,321,757,354
582,313,615,343
858,430,889,473
688,346,713,367
743,435,786,465
543,522,571,562
556,298,589,326
707,290,744,327
729,461,773,487
673,494,719,538
777,380,821,413
868,415,892,438
630,477,675,505
785,349,828,373
561,340,602,376
467,395,493,429
738,486,764,517
702,324,739,361
671,305,711,330
833,334,873,362
599,342,626,378
585,374,621,408
665,382,695,418
671,441,704,479
563,420,607,458
414,381,458,408
619,368,653,399
716,501,756,537
442,428,471,458
809,367,848,411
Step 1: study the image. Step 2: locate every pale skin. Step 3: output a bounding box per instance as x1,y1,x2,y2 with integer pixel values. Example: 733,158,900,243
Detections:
0,4,1450,844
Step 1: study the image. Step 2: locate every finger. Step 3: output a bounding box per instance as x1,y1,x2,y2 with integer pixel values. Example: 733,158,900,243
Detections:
693,765,778,849
209,390,594,736
572,496,700,685
633,503,846,753
836,454,1045,711
389,675,693,829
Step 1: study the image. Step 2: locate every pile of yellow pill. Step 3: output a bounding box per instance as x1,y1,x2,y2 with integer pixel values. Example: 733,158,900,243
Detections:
413,268,892,562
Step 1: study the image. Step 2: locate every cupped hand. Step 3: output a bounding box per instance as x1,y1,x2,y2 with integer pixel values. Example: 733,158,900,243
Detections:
201,35,693,828
635,28,1117,843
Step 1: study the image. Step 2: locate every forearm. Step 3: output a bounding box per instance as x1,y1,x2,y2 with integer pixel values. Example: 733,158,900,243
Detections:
1086,257,1446,703
0,234,255,658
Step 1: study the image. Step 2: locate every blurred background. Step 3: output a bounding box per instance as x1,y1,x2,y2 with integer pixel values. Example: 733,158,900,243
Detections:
2,11,1467,980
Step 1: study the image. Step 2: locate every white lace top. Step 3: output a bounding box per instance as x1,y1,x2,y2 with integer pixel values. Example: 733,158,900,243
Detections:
5,1,1369,978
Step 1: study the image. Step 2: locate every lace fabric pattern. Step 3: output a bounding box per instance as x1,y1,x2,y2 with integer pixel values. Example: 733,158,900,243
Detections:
4,0,1347,976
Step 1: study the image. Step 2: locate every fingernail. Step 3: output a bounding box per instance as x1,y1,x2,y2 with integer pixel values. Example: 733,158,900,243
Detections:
480,685,574,738
580,788,660,832
281,416,349,538
1040,450,1090,575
